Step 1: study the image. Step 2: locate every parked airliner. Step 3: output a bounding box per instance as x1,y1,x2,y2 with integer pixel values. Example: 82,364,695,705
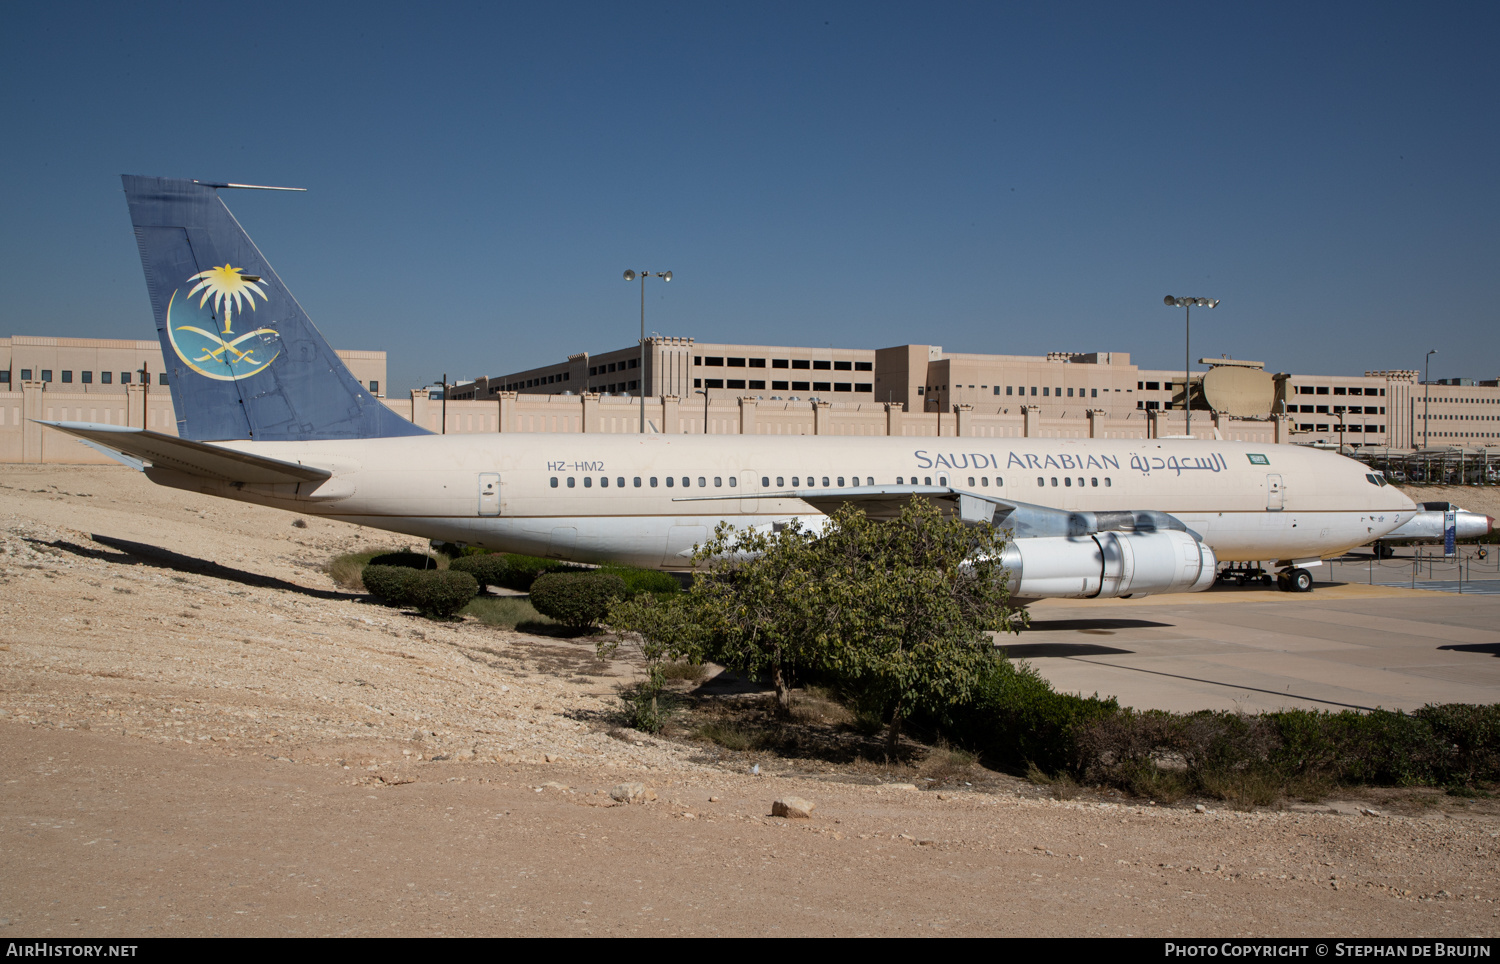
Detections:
39,176,1418,602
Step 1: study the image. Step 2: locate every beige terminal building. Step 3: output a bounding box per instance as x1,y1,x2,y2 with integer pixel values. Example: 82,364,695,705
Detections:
4,332,1498,463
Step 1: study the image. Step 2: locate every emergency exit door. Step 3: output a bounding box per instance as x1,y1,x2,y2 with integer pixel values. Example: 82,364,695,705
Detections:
478,473,501,516
1266,474,1284,511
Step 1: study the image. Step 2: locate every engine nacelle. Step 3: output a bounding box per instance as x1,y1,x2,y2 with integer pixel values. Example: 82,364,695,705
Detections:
1000,530,1217,600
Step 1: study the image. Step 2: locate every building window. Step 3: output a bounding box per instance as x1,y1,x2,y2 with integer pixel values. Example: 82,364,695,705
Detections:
1334,386,1346,395
1145,381,1160,391
814,382,831,392
727,358,746,367
1030,386,1037,396
773,359,789,368
705,379,724,389
694,378,702,388
1042,387,1049,396
1316,386,1329,395
749,380,766,390
792,381,810,391
855,383,872,392
727,379,746,390
834,382,851,393
1091,388,1097,397
61,371,72,383
916,386,924,395
855,361,873,371
41,370,52,382
1066,387,1073,397
834,360,852,371
693,356,701,365
159,373,169,385
627,359,637,369
792,359,810,369
772,381,788,390
813,360,831,370
749,358,766,368
83,371,94,384
369,380,379,393
705,357,723,367
120,372,130,384
994,386,1000,395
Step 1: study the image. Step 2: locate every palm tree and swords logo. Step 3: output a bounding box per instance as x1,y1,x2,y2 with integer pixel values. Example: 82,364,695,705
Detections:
164,264,282,381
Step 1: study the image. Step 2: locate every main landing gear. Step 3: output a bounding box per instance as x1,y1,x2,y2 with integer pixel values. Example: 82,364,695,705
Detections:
1276,567,1314,593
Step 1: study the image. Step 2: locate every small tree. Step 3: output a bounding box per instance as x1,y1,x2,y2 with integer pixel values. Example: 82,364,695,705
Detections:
662,499,1026,750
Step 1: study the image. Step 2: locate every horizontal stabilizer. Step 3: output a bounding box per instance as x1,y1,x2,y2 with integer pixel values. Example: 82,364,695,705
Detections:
36,421,330,485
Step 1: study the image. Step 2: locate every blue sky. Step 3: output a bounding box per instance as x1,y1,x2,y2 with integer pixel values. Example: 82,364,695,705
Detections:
2,1,1496,393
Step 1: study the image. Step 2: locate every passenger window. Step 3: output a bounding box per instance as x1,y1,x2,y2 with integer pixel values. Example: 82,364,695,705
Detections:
822,477,830,487
618,477,626,488
1051,477,1058,486
682,477,690,487
837,477,845,486
866,477,874,486
924,476,933,485
939,477,947,485
650,477,658,487
600,477,608,487
1037,477,1045,486
968,477,975,487
896,477,903,485
775,477,784,487
1077,478,1084,487
762,477,770,487
729,477,737,487
792,477,799,486
1105,478,1112,487
633,477,641,487
1091,477,1098,487
567,477,576,488
714,477,722,487
585,477,593,488
666,477,674,487
996,477,1003,486
698,477,706,487
1065,477,1072,487
550,477,558,488
980,477,988,486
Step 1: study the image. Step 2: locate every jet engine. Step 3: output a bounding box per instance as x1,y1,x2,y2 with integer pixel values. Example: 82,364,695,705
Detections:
998,529,1217,600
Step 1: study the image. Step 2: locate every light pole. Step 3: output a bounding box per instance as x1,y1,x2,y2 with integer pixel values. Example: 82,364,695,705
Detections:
1424,349,1437,449
624,270,671,432
1163,296,1219,438
695,389,709,434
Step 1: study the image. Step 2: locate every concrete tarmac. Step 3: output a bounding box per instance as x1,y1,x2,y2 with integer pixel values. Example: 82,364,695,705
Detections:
1020,582,1500,713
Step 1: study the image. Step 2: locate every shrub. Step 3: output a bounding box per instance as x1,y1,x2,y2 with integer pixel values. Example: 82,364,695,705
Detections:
450,554,510,589
367,551,444,570
362,565,477,618
598,564,681,596
406,570,479,619
461,595,555,630
529,572,628,628
362,564,420,607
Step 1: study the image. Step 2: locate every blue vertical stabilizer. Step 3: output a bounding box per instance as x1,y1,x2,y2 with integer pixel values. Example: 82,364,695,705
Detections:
122,175,431,441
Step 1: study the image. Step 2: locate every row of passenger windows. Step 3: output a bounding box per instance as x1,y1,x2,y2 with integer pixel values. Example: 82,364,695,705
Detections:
547,474,1113,490
4,369,167,385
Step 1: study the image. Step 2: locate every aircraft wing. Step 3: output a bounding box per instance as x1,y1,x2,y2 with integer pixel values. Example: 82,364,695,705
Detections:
676,484,1193,539
36,421,331,485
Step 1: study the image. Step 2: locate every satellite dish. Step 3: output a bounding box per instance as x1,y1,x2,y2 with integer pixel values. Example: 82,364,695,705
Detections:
624,269,637,281
1202,365,1275,417
662,270,672,282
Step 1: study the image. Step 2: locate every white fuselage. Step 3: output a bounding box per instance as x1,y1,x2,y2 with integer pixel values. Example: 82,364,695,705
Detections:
151,433,1418,571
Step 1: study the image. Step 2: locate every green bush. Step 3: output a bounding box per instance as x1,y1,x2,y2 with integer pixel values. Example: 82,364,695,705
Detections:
598,564,681,596
450,553,510,589
367,551,443,570
529,571,628,628
362,565,477,618
362,564,421,607
406,570,479,619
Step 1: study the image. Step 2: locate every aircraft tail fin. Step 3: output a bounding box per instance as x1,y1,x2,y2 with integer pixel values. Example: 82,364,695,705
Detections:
121,175,431,442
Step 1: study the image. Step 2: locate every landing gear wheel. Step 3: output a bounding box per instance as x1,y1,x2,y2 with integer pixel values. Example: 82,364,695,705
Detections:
1276,572,1291,592
1289,568,1314,593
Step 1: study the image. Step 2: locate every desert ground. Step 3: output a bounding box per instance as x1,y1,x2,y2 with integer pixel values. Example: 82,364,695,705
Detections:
1,463,1496,937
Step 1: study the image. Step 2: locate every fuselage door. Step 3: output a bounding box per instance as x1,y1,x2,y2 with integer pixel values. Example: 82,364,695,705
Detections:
1266,474,1284,511
478,472,501,516
739,470,759,514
